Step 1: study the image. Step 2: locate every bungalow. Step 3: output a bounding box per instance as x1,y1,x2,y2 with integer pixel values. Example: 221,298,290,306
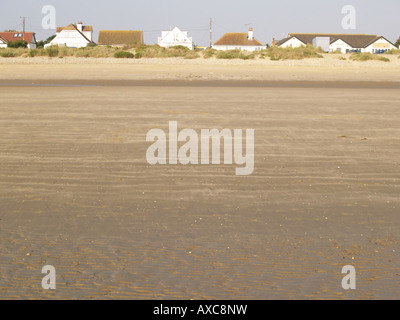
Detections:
364,36,397,54
276,33,397,54
97,30,143,47
212,28,266,52
46,22,94,48
0,32,37,48
158,26,194,50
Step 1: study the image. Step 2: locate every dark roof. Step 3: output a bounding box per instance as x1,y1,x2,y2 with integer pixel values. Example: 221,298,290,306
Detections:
97,30,143,46
363,36,396,48
275,36,306,47
287,33,379,48
0,32,36,44
214,32,264,46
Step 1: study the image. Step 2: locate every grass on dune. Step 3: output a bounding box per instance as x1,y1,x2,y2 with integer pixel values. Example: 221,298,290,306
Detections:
1,43,398,61
350,52,390,62
1,45,121,58
265,45,324,60
134,44,200,59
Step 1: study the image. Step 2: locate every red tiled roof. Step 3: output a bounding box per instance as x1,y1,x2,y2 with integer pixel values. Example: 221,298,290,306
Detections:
57,25,92,33
0,32,35,44
214,32,264,46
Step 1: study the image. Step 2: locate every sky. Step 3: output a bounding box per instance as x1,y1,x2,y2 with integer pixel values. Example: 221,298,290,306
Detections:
1,0,399,45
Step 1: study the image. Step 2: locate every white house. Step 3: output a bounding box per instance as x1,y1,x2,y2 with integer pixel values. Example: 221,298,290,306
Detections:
329,38,354,54
46,22,93,48
158,26,194,50
276,36,305,49
276,33,397,54
364,36,397,54
0,32,37,48
212,28,266,51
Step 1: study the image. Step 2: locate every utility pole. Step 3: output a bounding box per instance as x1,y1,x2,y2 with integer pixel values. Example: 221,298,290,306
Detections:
209,18,212,48
22,16,25,41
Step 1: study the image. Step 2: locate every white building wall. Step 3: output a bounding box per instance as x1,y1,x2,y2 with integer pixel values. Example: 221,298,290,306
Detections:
329,39,353,53
158,27,194,50
279,37,305,48
364,37,396,53
83,31,92,42
212,45,266,52
47,30,90,48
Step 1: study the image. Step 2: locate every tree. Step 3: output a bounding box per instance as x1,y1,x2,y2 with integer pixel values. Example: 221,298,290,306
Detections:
37,35,56,48
395,36,400,48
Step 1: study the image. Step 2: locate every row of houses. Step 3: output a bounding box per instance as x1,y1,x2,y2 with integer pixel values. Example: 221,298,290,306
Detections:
276,33,397,54
1,21,398,54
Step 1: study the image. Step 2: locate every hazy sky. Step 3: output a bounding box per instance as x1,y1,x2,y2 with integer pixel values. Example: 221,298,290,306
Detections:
1,0,399,45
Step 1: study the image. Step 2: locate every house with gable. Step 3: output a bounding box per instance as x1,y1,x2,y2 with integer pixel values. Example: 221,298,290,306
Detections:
276,33,397,54
158,26,194,50
212,28,266,52
46,22,94,48
0,31,37,48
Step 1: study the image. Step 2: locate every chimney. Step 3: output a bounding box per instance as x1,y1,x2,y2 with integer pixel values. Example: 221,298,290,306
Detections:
77,22,83,32
248,27,254,41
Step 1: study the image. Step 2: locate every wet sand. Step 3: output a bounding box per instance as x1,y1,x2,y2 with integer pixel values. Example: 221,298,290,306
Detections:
0,64,400,299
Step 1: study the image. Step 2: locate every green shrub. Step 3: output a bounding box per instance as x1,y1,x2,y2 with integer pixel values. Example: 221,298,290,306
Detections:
216,50,241,59
29,49,38,57
203,48,216,59
214,50,255,60
114,51,134,58
134,44,198,59
239,53,255,60
266,45,324,60
46,46,59,57
7,40,28,48
0,50,15,57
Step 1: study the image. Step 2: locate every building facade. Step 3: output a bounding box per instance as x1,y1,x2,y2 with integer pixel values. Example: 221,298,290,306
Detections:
276,33,397,54
46,22,93,48
158,27,194,50
212,28,266,52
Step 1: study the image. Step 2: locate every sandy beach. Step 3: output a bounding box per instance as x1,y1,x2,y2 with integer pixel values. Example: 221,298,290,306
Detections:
0,57,399,299
1,53,400,82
